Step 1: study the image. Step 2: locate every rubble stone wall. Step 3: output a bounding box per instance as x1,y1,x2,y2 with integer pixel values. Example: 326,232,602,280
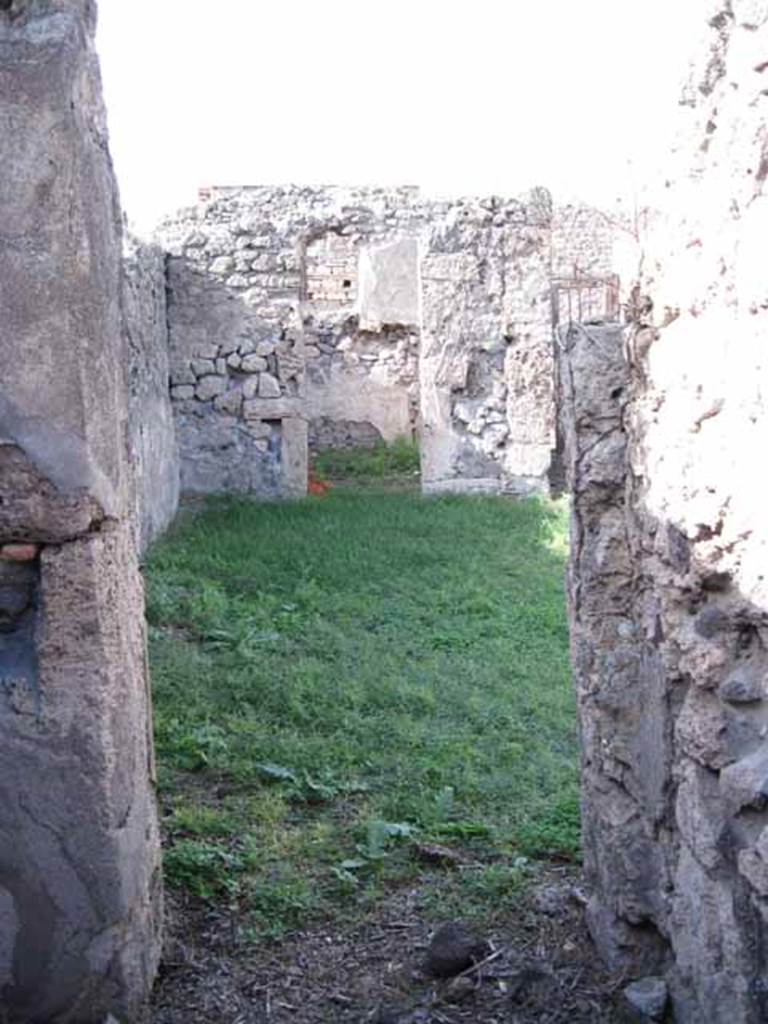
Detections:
122,236,180,549
0,1,161,1018
305,321,419,451
551,203,618,279
156,186,425,494
158,186,564,494
419,196,555,495
300,203,422,451
561,3,768,1020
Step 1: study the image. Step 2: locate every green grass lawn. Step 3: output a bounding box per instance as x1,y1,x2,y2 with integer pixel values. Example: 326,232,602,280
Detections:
313,436,420,480
144,490,578,938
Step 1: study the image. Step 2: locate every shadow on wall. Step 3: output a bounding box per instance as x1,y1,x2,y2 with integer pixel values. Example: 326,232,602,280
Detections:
164,253,307,498
122,236,181,549
559,322,768,1024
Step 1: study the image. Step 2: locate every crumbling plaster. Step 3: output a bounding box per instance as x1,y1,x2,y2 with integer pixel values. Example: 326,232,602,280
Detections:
156,185,616,496
560,2,768,1020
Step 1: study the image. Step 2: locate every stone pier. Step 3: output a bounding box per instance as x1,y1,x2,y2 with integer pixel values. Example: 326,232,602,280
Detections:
0,1,161,1019
559,2,768,1018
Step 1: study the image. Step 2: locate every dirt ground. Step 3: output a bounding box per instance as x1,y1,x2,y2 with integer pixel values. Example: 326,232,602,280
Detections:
151,866,631,1024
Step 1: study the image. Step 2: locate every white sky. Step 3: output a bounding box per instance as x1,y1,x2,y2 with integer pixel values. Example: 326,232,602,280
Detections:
96,0,705,234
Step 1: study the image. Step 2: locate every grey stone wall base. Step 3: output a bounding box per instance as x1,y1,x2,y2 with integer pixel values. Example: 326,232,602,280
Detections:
0,527,161,1021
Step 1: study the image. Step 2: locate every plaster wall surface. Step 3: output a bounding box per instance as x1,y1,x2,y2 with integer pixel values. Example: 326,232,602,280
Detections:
0,1,161,1018
122,236,180,549
561,3,768,1019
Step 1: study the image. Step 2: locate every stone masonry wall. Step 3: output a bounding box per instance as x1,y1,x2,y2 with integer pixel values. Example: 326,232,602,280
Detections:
0,1,161,1018
551,203,617,279
155,186,427,494
561,3,768,1020
158,193,307,497
122,236,180,549
419,196,555,495
300,200,423,451
305,320,419,451
550,203,627,328
158,186,565,495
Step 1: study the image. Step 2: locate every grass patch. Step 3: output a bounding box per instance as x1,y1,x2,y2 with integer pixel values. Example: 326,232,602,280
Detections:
313,436,420,480
145,490,577,937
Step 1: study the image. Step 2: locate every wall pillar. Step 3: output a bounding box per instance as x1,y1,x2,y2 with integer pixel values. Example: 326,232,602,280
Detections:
0,1,161,1018
558,5,768,1019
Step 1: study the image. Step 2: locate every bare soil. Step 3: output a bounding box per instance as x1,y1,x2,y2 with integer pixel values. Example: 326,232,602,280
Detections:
151,866,627,1024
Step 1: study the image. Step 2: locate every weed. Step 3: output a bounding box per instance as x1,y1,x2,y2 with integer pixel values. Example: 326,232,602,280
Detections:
145,490,578,932
421,859,531,923
163,839,246,900
313,436,420,480
516,791,581,859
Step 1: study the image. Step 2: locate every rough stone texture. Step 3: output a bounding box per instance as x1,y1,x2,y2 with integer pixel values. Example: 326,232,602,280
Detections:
0,1,161,1018
424,921,489,978
122,236,180,549
551,202,621,279
157,187,611,492
157,186,315,496
419,196,555,495
560,4,768,1020
305,319,419,452
623,977,668,1020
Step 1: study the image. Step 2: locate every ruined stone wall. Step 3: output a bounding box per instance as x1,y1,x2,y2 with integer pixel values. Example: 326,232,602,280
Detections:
299,199,423,452
0,1,161,1018
156,191,307,497
419,197,555,495
122,236,180,548
155,186,425,493
551,203,617,279
561,3,768,1020
158,186,559,495
305,321,419,451
550,203,628,327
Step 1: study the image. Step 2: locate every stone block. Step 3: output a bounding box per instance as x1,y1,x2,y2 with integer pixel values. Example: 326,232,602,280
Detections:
243,397,301,420
241,354,268,373
281,417,308,498
170,364,196,385
258,372,281,398
210,255,234,276
226,273,249,289
0,2,162,1016
192,358,216,377
213,389,243,416
196,375,227,401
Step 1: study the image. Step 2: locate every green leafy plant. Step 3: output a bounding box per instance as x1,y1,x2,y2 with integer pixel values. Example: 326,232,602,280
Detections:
145,491,578,931
163,839,246,900
313,436,420,480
